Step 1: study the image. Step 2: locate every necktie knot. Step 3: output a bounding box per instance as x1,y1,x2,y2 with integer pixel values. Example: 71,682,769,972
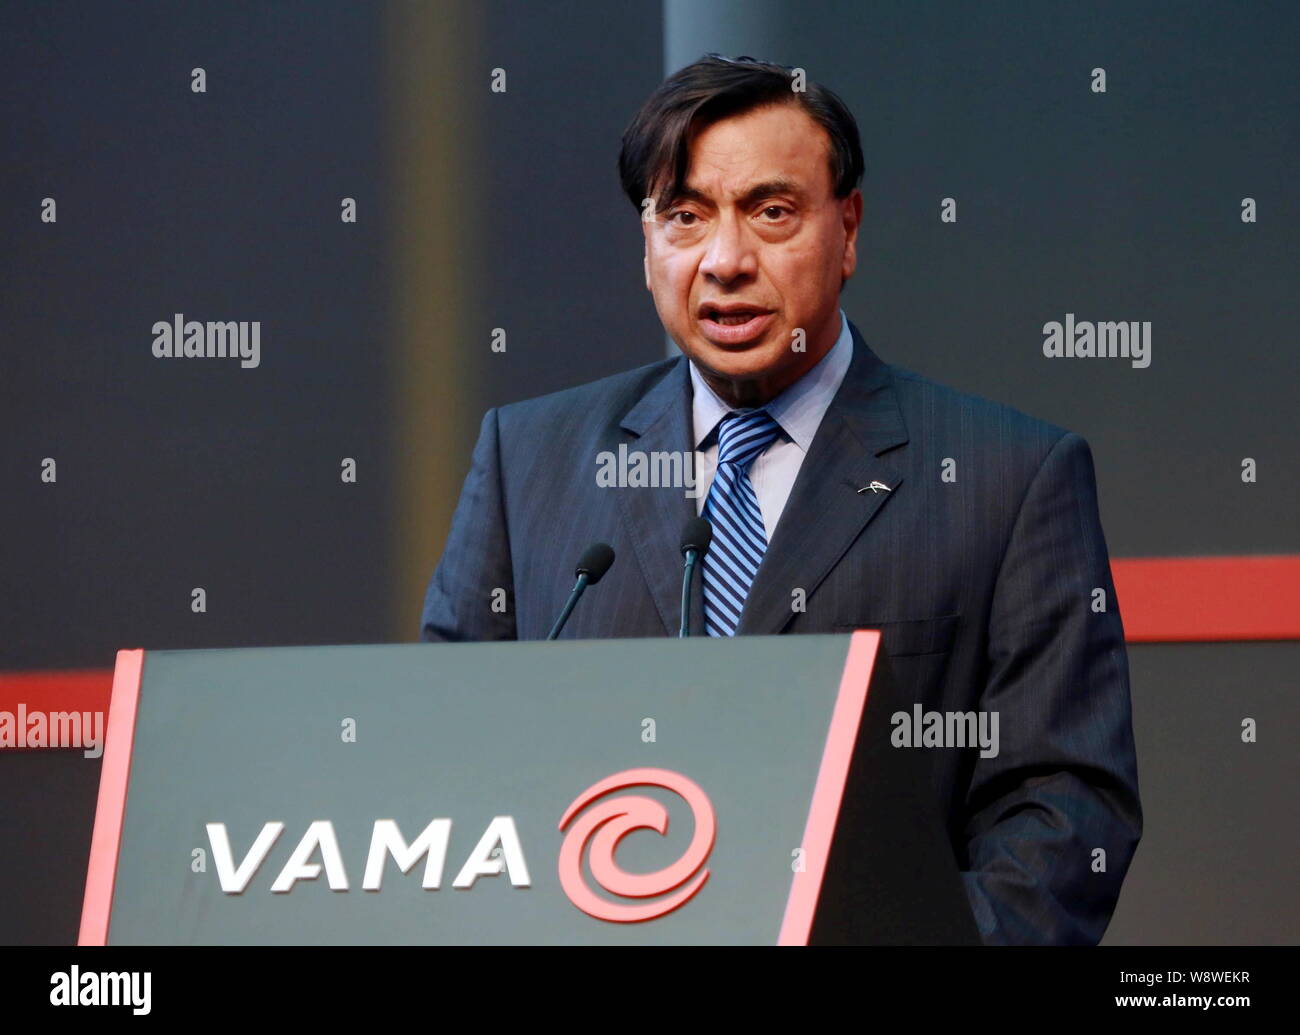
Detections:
716,409,781,472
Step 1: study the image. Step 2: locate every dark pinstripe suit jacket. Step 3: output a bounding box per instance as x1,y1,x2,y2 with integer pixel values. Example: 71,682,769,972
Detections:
421,320,1142,945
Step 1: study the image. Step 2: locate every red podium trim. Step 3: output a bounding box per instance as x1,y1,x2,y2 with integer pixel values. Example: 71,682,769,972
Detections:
78,649,144,946
779,629,880,945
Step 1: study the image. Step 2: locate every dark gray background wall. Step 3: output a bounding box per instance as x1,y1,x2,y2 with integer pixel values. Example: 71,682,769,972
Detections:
1,0,1295,945
1,0,395,669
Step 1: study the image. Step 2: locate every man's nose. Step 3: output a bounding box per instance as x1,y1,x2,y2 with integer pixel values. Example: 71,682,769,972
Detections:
699,215,757,284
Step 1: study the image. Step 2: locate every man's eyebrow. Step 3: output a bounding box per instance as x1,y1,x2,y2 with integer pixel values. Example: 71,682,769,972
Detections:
667,178,807,209
735,178,806,208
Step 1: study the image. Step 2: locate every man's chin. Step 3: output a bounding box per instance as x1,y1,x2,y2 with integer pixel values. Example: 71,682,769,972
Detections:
685,341,800,397
689,346,775,381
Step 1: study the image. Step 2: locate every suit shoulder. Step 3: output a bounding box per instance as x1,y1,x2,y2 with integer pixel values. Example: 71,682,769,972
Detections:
886,363,1075,459
493,357,679,430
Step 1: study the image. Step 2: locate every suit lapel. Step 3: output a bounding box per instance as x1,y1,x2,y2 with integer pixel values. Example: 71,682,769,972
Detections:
737,323,909,635
614,358,697,636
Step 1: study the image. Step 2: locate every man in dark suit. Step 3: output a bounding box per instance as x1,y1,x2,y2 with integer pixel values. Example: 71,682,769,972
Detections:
421,54,1141,945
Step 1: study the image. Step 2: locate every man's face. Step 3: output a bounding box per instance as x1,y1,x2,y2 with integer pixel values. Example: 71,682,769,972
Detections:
641,102,862,408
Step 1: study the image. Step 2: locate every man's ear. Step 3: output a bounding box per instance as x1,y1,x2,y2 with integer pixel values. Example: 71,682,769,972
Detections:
643,247,651,292
841,188,863,282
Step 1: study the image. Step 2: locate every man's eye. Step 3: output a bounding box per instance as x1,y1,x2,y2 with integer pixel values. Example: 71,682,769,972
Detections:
760,205,790,220
668,210,698,226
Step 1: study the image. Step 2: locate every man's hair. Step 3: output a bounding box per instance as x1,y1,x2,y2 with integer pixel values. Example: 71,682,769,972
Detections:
618,53,864,214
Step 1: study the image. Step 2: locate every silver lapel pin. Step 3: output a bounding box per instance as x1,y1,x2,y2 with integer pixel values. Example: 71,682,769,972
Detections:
857,480,892,494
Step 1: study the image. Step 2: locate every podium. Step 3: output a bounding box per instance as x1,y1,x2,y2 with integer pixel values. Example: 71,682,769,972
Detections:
80,632,979,945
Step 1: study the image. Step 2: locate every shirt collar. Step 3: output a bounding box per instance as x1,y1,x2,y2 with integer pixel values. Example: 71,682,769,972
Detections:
689,308,853,452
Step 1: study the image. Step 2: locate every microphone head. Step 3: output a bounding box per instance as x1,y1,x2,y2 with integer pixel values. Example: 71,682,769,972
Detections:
679,517,713,558
575,542,616,585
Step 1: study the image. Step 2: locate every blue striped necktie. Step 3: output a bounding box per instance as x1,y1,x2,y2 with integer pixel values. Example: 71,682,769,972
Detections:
702,408,783,637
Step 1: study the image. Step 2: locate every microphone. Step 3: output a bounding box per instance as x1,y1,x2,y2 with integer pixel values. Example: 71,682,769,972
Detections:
678,517,713,638
546,542,615,640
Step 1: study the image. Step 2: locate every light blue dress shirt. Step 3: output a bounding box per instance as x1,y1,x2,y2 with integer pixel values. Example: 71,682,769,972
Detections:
689,309,854,541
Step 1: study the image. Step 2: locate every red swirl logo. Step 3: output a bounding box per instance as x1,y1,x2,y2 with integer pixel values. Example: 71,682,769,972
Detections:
557,768,716,922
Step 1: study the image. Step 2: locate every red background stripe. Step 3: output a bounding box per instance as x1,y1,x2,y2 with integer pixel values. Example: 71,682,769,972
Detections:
2,555,1297,735
0,668,115,721
1111,555,1300,642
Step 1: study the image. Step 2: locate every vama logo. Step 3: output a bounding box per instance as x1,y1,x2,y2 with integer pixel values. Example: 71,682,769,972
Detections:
557,767,715,922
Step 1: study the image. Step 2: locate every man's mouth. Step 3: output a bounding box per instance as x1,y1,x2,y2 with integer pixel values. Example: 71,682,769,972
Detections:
697,305,776,345
710,310,762,325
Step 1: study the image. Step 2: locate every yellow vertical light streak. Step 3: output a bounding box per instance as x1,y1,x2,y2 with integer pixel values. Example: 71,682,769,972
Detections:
384,0,482,638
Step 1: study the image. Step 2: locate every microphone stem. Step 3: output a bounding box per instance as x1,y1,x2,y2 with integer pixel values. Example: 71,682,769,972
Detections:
547,572,590,640
679,549,699,638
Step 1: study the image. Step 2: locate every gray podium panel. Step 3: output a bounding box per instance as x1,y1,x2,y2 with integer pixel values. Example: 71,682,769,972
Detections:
98,637,866,944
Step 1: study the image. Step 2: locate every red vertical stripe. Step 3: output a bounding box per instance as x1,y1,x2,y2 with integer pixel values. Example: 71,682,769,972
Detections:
78,649,145,946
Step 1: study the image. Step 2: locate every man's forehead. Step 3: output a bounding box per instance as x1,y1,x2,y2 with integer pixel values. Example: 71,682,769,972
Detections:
655,106,832,202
